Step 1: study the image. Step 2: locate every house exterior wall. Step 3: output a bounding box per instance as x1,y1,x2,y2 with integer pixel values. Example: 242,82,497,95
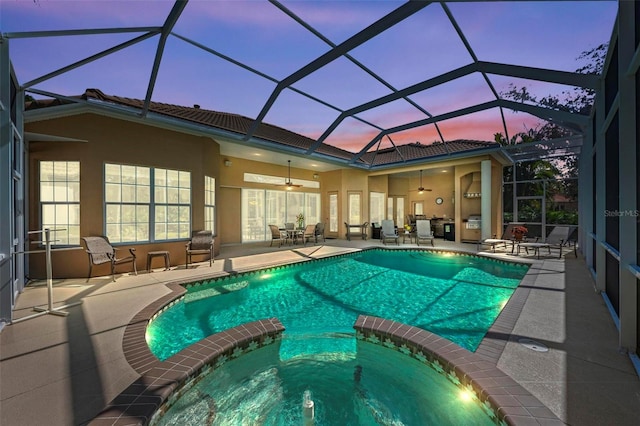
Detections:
24,111,506,279
26,113,220,279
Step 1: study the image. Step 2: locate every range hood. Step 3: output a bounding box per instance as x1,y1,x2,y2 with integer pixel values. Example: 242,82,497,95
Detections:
463,172,482,198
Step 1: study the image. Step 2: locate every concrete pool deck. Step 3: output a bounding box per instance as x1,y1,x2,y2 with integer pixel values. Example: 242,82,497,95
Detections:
1,239,639,425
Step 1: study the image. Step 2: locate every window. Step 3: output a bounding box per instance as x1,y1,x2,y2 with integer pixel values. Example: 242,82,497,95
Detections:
329,192,338,232
387,196,405,226
396,197,405,227
105,164,150,243
40,161,80,245
105,163,191,243
348,192,362,224
370,192,385,225
244,172,320,188
154,168,191,240
241,189,321,242
204,176,215,233
242,189,266,241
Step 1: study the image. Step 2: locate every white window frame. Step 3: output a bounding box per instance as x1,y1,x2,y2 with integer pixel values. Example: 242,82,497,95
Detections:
104,163,151,243
370,191,385,226
204,176,215,234
39,161,80,246
154,168,191,241
104,163,191,243
348,191,362,225
329,192,338,233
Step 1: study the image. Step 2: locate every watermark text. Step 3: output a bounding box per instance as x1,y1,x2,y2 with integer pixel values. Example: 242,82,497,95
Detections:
604,210,640,217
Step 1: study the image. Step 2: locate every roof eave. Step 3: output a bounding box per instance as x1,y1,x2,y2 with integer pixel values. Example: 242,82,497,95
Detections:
24,100,361,167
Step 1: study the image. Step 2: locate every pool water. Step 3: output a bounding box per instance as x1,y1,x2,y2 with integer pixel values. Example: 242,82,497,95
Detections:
147,249,528,361
154,339,496,426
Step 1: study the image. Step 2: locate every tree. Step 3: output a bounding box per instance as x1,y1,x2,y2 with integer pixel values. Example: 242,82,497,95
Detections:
495,43,608,226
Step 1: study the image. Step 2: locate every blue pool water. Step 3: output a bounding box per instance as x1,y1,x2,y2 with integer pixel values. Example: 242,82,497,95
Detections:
147,249,528,361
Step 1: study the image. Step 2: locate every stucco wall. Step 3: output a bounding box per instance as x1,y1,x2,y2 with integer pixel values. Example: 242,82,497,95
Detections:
25,112,505,278
26,113,220,279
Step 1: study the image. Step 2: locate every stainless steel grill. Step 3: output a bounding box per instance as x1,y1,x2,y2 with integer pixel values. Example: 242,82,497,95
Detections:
466,214,482,229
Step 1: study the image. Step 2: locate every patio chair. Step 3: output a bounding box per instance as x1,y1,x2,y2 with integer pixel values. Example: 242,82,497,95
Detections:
282,222,296,243
185,230,214,268
81,236,137,281
380,219,399,245
477,222,523,253
416,219,434,247
547,225,577,258
314,222,325,243
269,224,288,247
518,225,577,259
302,224,317,245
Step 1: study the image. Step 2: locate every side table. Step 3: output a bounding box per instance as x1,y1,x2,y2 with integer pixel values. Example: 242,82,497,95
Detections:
147,250,171,272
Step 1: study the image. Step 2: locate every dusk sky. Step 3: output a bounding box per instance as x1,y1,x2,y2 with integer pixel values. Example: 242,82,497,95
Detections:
1,0,618,153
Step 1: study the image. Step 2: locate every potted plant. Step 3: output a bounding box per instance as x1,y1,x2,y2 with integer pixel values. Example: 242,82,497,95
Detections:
511,225,528,241
296,213,305,229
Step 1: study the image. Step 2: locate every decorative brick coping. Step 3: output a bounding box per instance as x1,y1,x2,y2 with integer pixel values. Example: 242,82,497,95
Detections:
89,317,285,426
354,315,562,426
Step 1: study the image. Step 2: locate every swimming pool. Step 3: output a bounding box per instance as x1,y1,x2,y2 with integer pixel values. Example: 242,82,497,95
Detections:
146,249,529,361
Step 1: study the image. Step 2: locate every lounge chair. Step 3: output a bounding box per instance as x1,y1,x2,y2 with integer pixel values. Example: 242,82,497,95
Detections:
548,225,577,258
517,225,577,259
416,219,434,247
269,224,288,247
380,219,399,245
81,236,137,281
185,230,214,268
477,222,524,253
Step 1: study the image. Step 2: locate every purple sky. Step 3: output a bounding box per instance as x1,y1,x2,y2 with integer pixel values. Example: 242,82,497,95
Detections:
2,0,618,152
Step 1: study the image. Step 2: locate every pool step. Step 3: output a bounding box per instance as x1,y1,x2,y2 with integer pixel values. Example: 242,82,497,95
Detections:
279,332,357,361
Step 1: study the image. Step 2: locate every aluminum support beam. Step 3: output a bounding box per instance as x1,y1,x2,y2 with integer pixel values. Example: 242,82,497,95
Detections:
616,0,638,354
247,1,431,140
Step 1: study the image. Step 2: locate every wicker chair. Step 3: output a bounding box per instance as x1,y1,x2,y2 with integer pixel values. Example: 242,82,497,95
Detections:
185,230,214,269
269,225,288,247
301,224,317,245
314,222,325,243
81,236,137,281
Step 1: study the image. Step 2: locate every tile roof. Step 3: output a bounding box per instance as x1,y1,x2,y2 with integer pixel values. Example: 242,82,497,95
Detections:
361,140,497,165
26,89,499,167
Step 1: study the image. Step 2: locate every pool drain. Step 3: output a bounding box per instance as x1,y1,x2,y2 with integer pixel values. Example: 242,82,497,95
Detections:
518,338,548,352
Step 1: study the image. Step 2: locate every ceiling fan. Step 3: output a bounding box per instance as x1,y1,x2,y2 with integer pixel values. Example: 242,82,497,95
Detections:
411,169,432,194
282,160,302,190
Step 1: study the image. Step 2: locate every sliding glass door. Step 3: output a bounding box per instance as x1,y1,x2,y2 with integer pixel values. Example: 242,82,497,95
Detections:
242,189,321,242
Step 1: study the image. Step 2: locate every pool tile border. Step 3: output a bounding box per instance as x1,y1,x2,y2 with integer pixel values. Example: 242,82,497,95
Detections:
90,316,284,425
354,315,562,426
